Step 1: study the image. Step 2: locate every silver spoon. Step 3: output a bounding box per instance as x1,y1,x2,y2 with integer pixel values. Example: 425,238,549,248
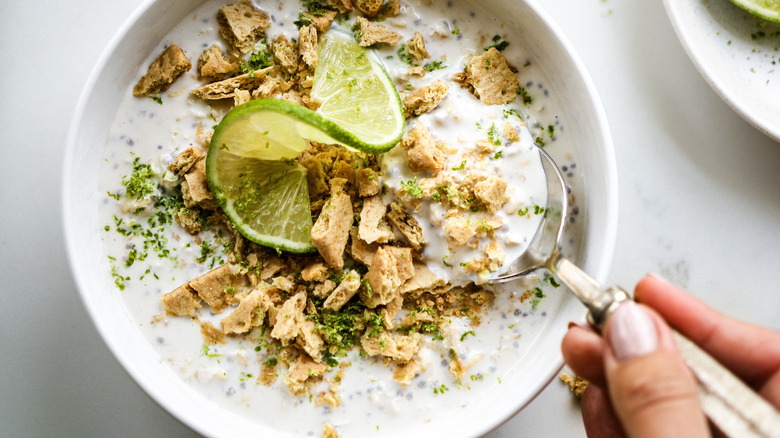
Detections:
491,145,780,438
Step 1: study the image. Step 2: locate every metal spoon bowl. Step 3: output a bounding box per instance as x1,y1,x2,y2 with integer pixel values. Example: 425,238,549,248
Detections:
490,145,626,327
490,145,568,284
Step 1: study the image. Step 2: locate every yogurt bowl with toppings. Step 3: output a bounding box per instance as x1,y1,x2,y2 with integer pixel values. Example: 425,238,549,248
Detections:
64,0,617,436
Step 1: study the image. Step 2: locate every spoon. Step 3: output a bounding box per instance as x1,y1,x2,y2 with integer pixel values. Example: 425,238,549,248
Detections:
490,145,780,438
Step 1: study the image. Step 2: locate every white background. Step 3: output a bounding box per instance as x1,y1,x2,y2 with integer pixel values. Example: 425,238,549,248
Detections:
1,0,779,436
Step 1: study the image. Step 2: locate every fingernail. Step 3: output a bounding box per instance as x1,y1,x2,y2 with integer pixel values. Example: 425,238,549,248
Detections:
607,302,659,362
568,321,588,330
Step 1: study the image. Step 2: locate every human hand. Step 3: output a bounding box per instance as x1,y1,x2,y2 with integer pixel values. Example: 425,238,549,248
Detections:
561,274,780,438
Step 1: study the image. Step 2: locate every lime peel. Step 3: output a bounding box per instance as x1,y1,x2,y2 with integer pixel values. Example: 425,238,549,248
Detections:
729,0,780,22
311,30,405,151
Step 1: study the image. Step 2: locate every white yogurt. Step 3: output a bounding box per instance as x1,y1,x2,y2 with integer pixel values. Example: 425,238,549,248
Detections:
98,0,584,436
381,85,548,285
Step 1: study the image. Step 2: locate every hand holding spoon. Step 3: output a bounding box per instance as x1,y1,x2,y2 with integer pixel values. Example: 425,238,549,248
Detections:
490,145,780,438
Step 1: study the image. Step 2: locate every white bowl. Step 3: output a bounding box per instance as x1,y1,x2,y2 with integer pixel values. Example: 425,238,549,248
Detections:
63,0,617,436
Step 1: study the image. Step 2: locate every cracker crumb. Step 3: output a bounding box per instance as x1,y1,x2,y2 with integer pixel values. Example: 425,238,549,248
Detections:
406,32,429,64
465,48,519,105
221,289,268,335
323,424,340,438
233,88,251,106
284,354,328,396
443,212,477,246
393,359,420,385
197,45,239,80
380,296,403,329
259,362,278,385
304,10,338,33
362,246,404,308
199,320,226,345
503,123,520,143
473,175,509,213
400,263,446,295
272,34,298,75
380,0,401,17
297,319,325,362
217,0,271,55
133,44,192,97
384,246,415,282
174,207,203,235
400,123,446,172
403,80,448,117
251,78,280,99
323,270,361,311
349,228,378,266
182,160,218,210
386,201,425,250
361,332,421,362
355,17,402,47
449,357,465,381
191,67,275,100
311,188,354,269
299,25,318,69
168,147,205,178
408,65,426,77
188,264,247,314
560,373,589,398
161,284,202,316
302,262,329,283
354,0,383,17
484,240,505,270
316,391,341,408
357,168,380,197
358,195,395,244
270,291,307,345
323,0,353,13
312,279,337,299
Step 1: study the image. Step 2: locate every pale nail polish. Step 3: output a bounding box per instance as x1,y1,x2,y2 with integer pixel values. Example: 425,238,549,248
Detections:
607,301,659,362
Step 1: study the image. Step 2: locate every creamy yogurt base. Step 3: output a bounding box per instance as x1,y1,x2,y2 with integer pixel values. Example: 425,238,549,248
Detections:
99,0,584,436
381,85,547,286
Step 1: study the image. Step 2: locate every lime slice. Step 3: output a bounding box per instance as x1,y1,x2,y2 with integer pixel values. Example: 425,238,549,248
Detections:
311,30,405,152
207,30,404,253
208,150,314,253
729,0,780,22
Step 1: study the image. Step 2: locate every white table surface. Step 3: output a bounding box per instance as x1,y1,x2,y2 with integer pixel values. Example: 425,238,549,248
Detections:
1,0,779,436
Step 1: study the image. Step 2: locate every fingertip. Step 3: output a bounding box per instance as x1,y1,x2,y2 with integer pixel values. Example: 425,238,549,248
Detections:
634,273,676,302
634,272,685,307
645,272,671,285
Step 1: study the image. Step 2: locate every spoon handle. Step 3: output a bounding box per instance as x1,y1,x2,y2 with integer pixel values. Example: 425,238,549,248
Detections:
552,258,780,438
672,331,780,438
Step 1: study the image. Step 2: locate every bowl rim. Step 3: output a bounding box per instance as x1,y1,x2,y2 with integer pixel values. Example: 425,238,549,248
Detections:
62,0,618,436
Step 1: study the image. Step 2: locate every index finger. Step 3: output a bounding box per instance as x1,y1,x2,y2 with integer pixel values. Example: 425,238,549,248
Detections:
634,274,780,387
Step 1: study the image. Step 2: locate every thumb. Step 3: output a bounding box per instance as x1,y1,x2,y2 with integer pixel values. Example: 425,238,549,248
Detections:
603,301,710,438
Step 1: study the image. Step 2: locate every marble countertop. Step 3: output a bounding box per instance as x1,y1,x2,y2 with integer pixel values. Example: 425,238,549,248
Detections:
1,0,778,436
